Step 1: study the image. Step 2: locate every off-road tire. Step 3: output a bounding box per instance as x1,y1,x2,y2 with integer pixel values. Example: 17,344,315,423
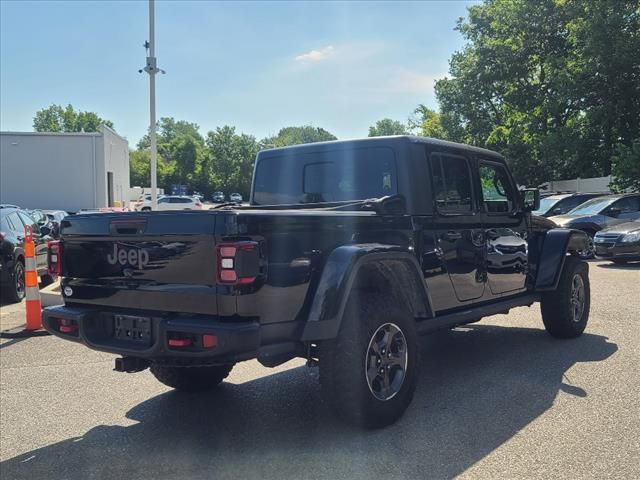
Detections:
3,260,25,304
541,256,590,338
150,364,234,392
39,274,55,288
319,291,419,428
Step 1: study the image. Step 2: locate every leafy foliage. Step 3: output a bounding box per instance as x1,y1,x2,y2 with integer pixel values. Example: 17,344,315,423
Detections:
33,104,114,133
610,140,640,193
368,118,408,137
263,126,337,147
431,0,640,186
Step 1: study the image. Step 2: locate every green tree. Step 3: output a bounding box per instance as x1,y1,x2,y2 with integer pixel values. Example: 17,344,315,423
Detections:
610,140,640,193
129,148,175,190
368,118,408,137
433,0,640,186
33,104,114,132
136,117,205,188
206,126,260,198
263,125,337,147
409,105,465,142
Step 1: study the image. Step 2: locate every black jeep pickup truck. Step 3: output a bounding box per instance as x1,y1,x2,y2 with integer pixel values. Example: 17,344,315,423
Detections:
44,136,591,428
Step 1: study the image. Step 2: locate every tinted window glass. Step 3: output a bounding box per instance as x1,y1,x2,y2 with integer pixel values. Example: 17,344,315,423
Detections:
158,197,170,204
560,196,591,212
17,211,37,230
7,213,22,233
431,154,473,213
613,196,640,213
253,147,397,205
1,214,14,232
479,163,516,213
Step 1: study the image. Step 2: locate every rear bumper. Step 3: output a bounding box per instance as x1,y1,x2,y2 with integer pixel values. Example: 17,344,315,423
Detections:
42,304,260,363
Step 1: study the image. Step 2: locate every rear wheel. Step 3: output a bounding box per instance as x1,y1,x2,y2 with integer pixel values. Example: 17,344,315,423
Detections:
40,274,55,288
320,292,419,428
141,207,151,212
541,256,590,338
3,260,25,303
150,364,234,392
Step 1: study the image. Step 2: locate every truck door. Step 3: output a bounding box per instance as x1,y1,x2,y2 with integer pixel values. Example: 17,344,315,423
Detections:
426,151,485,305
477,160,528,295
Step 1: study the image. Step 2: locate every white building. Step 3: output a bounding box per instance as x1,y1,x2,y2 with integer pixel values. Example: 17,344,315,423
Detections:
0,125,130,212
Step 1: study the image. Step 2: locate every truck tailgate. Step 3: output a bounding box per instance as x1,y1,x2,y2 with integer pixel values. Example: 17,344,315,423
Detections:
60,212,220,315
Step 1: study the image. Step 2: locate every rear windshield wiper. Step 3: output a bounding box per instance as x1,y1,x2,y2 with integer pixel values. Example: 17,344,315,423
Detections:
323,195,406,214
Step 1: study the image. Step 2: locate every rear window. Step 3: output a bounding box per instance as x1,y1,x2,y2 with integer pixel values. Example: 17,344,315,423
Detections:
253,146,397,205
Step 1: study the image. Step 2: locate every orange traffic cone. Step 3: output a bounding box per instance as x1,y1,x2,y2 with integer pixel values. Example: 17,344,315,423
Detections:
0,225,50,338
24,225,43,330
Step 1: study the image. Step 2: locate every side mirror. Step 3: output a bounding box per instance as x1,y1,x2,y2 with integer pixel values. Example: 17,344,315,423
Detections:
39,225,51,236
607,207,621,218
521,188,540,212
552,207,562,215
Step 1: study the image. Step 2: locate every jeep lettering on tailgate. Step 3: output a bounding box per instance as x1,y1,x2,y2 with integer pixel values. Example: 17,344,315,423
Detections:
107,244,149,270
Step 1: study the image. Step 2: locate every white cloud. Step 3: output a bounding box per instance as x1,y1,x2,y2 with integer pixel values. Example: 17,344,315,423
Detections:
383,70,443,94
295,46,335,62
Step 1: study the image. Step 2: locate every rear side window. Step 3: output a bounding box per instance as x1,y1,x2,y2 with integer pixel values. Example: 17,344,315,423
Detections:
479,163,516,213
7,213,22,233
253,147,397,205
430,153,473,214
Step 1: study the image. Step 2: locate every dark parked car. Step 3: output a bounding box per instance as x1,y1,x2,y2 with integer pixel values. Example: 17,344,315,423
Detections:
0,205,54,302
212,192,225,203
550,193,640,259
594,220,640,263
44,136,591,428
533,192,603,217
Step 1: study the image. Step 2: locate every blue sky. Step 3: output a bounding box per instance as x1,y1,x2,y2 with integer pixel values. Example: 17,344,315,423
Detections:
1,0,474,145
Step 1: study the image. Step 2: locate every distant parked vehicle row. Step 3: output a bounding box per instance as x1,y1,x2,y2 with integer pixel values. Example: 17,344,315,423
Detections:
136,195,202,212
549,193,640,259
211,192,243,203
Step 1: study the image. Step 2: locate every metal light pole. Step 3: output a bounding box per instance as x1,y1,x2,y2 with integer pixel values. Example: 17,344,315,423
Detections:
141,0,165,210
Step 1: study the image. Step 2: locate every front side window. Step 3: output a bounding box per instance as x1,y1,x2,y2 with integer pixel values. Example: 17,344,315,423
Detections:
479,163,516,213
430,153,473,213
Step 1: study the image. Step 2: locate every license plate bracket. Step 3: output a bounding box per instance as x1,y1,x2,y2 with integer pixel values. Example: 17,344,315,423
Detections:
114,314,152,345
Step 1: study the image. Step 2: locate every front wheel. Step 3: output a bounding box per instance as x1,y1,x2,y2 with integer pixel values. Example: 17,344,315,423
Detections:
541,256,590,338
576,231,595,260
320,292,419,428
150,364,234,392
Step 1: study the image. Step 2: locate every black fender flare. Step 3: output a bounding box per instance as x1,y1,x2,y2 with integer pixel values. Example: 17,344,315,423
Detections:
301,243,432,341
534,228,589,291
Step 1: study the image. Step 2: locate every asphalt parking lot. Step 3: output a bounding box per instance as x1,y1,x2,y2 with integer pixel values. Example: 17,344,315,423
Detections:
1,260,638,479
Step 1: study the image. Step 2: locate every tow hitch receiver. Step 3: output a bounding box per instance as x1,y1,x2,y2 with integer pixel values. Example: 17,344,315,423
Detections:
114,356,150,373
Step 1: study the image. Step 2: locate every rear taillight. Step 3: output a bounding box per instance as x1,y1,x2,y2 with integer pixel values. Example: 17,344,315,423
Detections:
48,240,63,276
216,241,259,285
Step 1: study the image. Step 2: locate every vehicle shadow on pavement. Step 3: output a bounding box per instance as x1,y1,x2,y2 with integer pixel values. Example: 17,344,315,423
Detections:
596,261,640,270
1,325,617,480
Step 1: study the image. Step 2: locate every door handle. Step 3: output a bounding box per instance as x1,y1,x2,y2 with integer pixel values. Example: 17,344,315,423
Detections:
443,231,462,241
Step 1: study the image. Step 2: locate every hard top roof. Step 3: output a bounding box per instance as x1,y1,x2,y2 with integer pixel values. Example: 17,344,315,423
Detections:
257,135,504,160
